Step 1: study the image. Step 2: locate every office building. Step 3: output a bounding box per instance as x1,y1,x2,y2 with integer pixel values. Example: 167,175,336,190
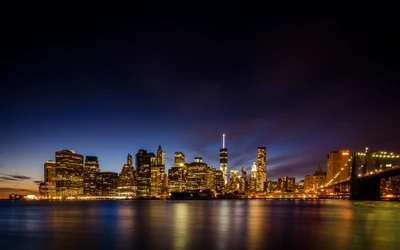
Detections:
55,149,84,197
42,160,56,197
95,172,119,196
257,146,267,192
220,134,228,185
83,156,100,195
117,153,136,196
326,149,350,186
136,149,151,196
304,163,327,191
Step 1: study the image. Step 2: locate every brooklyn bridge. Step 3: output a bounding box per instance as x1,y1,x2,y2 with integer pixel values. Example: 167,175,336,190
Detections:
318,150,400,200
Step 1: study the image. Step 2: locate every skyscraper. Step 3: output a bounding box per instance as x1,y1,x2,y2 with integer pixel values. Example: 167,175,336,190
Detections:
186,157,208,191
136,149,151,196
42,160,56,197
55,149,84,197
220,134,228,185
83,156,100,195
117,153,136,196
155,145,166,195
249,162,257,192
256,146,267,192
240,167,247,193
326,149,350,186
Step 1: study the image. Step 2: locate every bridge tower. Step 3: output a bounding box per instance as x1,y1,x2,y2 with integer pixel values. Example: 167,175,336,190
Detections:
349,151,399,200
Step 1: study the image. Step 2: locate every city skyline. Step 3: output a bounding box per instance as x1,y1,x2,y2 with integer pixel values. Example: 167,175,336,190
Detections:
1,140,397,196
0,5,392,196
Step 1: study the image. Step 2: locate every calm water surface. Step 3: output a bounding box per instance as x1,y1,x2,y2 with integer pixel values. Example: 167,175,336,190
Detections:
0,199,399,250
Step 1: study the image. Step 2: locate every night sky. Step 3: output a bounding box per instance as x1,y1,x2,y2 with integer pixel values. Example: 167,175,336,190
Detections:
1,4,391,195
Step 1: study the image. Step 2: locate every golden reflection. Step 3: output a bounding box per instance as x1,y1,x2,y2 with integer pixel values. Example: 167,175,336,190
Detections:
246,200,268,249
172,202,190,250
333,205,353,249
359,201,399,249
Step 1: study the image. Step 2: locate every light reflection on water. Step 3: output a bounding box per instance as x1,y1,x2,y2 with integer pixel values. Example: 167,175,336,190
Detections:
0,199,399,250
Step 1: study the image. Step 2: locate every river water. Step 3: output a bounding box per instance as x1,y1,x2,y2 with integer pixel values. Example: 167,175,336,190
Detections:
0,199,399,250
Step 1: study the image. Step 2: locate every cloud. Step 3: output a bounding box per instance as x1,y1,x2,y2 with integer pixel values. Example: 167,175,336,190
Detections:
33,180,42,184
0,173,32,181
9,175,31,180
0,187,39,196
0,176,16,181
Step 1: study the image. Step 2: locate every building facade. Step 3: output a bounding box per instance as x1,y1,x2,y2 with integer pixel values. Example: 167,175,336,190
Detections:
117,153,136,196
304,163,327,191
326,149,350,186
55,149,84,197
42,160,56,197
96,172,119,196
277,176,296,192
83,156,100,195
256,146,267,192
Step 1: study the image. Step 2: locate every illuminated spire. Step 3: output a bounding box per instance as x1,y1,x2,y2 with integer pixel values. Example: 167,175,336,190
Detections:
222,134,225,148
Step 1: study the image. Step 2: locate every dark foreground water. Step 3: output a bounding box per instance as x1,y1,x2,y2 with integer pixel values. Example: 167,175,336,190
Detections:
0,199,399,250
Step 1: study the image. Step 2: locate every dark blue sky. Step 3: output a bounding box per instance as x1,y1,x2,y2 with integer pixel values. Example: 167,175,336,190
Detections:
1,3,393,194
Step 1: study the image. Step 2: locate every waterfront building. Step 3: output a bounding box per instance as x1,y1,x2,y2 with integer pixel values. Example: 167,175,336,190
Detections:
248,162,257,192
229,170,240,192
150,166,162,196
147,145,167,196
83,156,100,195
117,153,136,196
95,172,119,196
206,166,216,191
214,170,225,193
136,149,151,196
326,149,350,185
163,174,168,194
220,134,228,185
186,157,207,191
298,180,305,192
240,167,247,193
168,167,185,192
150,163,166,196
304,163,326,191
278,176,296,192
55,149,84,197
267,181,278,192
256,146,267,192
41,160,56,197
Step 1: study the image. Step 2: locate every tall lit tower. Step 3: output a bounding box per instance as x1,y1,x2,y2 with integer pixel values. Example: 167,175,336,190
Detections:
220,134,228,185
256,146,267,192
